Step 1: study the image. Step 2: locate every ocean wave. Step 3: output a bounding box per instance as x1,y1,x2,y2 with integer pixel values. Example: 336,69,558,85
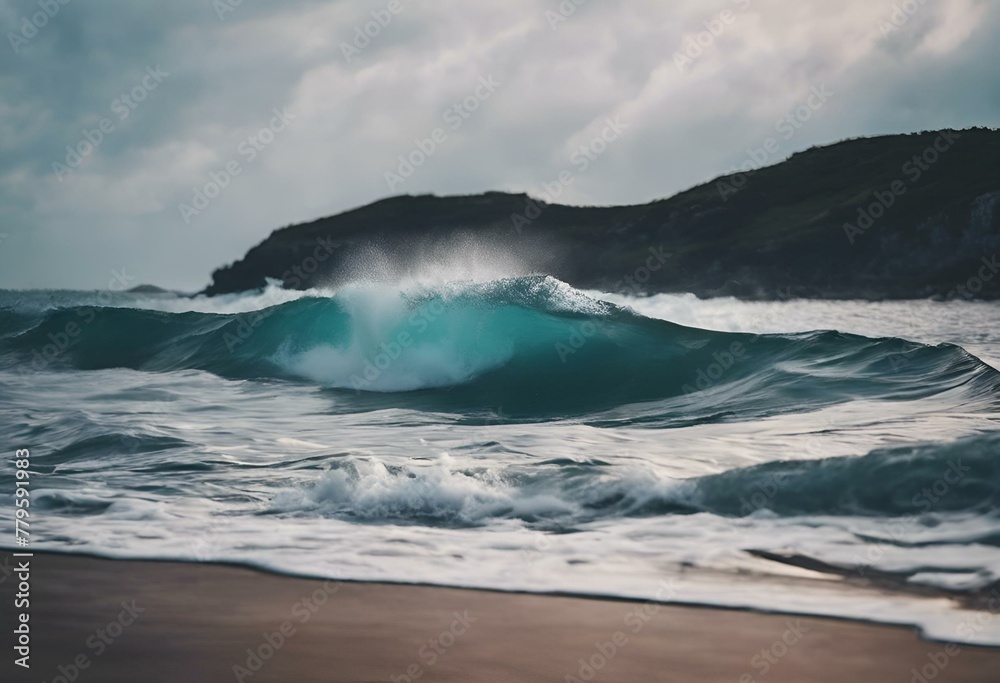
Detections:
271,454,574,527
2,276,998,420
265,432,1000,527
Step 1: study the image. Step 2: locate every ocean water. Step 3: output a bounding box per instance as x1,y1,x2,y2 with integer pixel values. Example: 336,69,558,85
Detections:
2,276,1000,645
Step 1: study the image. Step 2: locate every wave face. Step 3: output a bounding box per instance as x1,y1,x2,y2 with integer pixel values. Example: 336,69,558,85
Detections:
2,276,998,423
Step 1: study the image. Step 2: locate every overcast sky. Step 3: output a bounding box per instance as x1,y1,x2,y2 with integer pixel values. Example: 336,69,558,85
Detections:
1,0,997,290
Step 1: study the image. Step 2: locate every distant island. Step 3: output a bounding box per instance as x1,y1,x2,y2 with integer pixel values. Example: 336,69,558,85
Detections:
202,128,1000,300
127,284,172,294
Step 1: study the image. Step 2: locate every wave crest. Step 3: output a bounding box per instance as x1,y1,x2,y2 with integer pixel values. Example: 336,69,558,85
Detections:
3,276,998,421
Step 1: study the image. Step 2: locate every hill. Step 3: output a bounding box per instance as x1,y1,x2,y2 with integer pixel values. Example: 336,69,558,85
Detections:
202,128,1000,300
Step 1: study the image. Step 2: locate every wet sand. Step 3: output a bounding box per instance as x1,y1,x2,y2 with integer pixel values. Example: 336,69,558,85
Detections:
2,551,998,682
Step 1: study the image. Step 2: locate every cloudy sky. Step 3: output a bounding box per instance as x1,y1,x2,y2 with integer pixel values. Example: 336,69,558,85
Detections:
1,0,997,290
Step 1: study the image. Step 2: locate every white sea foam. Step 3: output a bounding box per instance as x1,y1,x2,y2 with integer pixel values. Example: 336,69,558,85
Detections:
7,287,1000,648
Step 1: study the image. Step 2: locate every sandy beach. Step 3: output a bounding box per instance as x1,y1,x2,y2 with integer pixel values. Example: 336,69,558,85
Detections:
1,551,997,682
6,0,1000,679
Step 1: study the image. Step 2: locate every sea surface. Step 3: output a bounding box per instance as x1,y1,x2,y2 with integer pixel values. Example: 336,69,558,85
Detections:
2,276,1000,645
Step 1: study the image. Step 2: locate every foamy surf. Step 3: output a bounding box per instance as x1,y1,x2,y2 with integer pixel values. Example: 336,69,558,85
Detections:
2,281,1000,647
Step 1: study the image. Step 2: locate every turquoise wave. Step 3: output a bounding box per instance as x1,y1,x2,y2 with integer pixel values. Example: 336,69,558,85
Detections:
2,276,998,422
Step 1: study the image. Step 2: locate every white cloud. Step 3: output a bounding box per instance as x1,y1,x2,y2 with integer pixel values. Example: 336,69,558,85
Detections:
1,0,998,290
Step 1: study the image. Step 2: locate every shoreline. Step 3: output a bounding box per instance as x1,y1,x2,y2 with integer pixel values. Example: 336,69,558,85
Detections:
5,546,995,644
4,551,1000,682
